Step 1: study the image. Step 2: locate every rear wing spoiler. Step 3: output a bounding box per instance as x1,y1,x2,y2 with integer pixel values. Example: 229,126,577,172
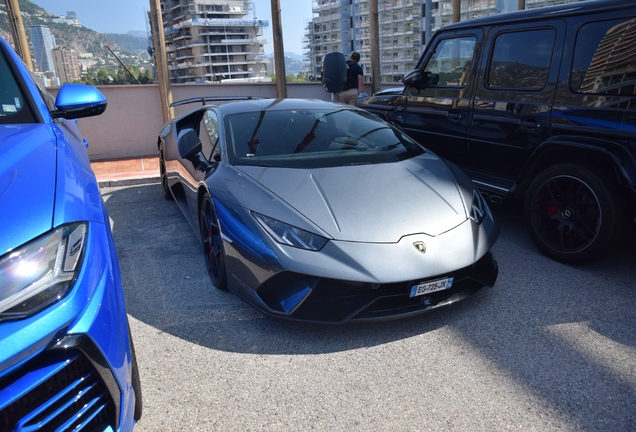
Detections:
170,96,262,107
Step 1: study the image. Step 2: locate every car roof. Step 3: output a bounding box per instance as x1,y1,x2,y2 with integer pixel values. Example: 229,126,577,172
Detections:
441,0,634,31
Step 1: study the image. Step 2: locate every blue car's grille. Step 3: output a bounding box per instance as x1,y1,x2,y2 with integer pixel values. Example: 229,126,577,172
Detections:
0,349,116,432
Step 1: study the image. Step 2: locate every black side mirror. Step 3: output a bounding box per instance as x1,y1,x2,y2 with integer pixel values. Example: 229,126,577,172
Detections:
402,70,439,89
402,69,422,88
178,129,202,162
322,52,347,93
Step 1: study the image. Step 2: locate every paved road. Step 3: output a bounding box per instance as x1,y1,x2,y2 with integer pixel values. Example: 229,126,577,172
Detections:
102,183,636,431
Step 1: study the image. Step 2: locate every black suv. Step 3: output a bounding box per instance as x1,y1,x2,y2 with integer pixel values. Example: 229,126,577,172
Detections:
357,0,636,264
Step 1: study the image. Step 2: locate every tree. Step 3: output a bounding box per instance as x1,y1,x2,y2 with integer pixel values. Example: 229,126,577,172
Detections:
296,72,309,82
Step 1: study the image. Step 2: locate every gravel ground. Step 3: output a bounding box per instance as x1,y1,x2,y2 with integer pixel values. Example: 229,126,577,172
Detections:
102,183,636,432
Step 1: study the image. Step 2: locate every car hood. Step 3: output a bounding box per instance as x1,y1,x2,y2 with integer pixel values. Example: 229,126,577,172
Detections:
236,155,468,243
0,124,57,255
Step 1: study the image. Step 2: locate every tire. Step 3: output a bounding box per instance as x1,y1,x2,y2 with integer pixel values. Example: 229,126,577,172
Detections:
159,152,172,201
128,321,143,421
199,193,228,290
524,163,628,264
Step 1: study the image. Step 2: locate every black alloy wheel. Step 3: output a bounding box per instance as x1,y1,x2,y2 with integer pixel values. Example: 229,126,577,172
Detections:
524,163,627,264
199,193,228,290
159,152,172,201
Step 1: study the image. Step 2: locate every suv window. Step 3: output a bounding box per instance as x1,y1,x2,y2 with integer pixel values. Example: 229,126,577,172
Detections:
423,36,476,87
0,50,35,124
487,28,556,90
571,17,636,95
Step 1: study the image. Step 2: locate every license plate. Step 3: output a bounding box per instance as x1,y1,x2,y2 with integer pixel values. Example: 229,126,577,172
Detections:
410,277,454,297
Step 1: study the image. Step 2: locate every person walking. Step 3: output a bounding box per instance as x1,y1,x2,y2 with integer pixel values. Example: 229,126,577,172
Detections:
338,52,364,105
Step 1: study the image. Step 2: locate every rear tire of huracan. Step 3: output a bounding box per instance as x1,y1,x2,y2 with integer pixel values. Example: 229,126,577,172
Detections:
199,193,228,290
159,152,172,201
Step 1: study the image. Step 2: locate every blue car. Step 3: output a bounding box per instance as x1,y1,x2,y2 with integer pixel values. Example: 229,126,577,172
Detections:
0,38,141,430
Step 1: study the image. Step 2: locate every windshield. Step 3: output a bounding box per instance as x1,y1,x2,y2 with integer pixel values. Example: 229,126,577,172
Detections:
224,108,425,168
0,48,35,124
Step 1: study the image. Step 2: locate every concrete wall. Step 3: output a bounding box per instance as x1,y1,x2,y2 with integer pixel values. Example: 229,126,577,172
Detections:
52,82,401,161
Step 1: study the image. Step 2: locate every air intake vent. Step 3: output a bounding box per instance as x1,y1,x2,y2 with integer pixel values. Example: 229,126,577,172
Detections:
0,350,116,432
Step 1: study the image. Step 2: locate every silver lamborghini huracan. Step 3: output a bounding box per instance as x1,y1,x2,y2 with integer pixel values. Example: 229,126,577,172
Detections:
158,98,499,323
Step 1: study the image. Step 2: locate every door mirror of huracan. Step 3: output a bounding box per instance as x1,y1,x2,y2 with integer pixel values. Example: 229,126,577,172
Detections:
178,129,209,171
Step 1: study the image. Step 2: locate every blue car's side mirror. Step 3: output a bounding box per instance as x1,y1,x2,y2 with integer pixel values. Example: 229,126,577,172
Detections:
51,84,107,119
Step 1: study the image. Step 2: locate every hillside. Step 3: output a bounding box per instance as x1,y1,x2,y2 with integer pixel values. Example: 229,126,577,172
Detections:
104,33,149,54
264,52,306,74
0,0,141,56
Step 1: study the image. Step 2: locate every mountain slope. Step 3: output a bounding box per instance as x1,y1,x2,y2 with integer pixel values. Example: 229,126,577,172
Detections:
0,0,137,56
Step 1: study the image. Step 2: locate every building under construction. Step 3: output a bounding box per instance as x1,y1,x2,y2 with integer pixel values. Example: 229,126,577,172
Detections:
159,0,269,83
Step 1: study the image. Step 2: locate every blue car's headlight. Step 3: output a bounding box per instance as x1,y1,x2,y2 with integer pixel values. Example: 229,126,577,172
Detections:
0,222,87,322
470,188,488,224
252,213,328,251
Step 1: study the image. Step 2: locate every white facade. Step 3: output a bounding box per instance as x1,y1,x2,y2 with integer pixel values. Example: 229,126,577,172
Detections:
305,0,587,83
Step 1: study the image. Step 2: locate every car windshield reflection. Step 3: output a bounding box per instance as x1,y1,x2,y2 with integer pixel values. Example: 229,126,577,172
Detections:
224,108,425,168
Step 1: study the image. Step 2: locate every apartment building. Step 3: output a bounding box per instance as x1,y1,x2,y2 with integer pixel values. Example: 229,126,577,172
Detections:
52,48,81,84
159,0,269,83
305,0,587,83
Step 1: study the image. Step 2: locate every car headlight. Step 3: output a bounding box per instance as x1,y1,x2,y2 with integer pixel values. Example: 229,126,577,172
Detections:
470,188,487,224
252,213,328,251
0,222,87,322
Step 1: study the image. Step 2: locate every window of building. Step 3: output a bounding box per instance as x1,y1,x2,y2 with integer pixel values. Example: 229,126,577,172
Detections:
571,17,636,95
487,28,555,90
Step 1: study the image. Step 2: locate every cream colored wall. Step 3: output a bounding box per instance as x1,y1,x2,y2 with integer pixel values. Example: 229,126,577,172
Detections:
51,82,393,160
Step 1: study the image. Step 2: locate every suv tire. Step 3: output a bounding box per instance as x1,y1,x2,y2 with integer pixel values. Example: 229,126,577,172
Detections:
524,163,627,264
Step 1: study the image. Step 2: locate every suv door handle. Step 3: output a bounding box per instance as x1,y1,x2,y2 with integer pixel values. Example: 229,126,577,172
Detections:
520,121,542,128
520,121,549,133
447,111,463,121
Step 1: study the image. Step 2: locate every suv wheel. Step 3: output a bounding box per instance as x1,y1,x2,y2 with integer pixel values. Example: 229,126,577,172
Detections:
524,163,627,264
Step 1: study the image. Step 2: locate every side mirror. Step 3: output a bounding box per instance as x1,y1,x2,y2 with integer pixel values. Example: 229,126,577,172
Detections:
178,129,203,165
51,84,107,119
402,70,439,89
402,70,422,88
322,52,347,93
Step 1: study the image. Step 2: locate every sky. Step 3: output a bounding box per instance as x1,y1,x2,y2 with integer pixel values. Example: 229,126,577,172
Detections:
29,0,313,55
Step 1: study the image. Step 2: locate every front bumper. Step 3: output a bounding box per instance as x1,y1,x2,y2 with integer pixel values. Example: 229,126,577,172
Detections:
251,251,498,323
222,215,499,324
0,222,136,431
